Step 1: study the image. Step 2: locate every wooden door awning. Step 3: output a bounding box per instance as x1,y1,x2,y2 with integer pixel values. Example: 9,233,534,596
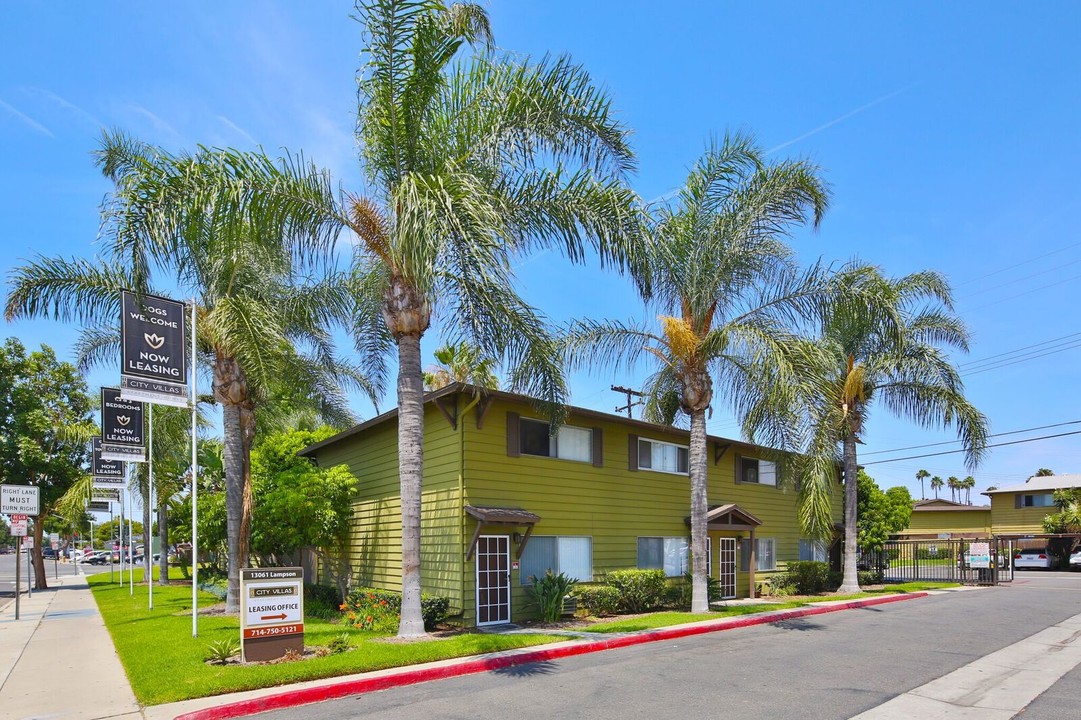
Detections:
686,503,763,531
465,505,541,560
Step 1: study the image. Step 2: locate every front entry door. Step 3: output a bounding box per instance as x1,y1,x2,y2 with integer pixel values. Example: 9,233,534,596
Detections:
476,535,511,625
718,538,737,599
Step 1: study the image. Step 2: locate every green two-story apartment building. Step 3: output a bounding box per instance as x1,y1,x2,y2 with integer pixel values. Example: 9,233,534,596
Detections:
301,383,843,626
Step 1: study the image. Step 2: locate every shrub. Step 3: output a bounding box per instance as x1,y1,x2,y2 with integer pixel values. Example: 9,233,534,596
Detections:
204,637,240,665
305,583,341,620
604,569,667,613
784,561,831,594
669,573,723,609
326,632,353,655
343,587,451,632
572,585,622,616
527,570,577,622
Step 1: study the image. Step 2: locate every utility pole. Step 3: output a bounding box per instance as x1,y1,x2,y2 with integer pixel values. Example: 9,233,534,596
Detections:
612,385,645,419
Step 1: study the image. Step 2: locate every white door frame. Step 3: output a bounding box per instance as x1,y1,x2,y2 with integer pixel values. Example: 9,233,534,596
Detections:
475,534,511,626
718,537,737,599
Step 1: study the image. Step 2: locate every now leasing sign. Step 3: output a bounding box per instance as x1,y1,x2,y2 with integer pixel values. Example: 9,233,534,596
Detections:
101,387,146,462
92,437,126,487
120,290,189,408
239,567,304,662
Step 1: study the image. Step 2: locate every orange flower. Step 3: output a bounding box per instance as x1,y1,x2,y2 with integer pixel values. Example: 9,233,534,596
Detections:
339,603,348,611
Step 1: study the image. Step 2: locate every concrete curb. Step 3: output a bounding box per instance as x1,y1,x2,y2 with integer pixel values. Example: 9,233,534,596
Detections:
173,592,927,720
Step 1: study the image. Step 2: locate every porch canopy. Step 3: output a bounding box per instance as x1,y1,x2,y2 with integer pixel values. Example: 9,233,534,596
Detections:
465,505,541,560
685,503,763,598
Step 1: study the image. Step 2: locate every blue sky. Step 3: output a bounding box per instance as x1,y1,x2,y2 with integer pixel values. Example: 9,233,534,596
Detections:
2,2,1080,503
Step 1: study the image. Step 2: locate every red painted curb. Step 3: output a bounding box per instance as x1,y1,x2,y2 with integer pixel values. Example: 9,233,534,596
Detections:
174,592,926,720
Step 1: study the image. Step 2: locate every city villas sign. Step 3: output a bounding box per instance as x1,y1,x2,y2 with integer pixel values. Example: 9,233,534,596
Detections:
92,437,126,488
120,290,189,408
239,567,304,662
100,387,146,463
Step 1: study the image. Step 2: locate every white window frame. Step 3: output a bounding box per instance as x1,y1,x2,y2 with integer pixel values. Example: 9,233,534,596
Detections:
740,537,777,572
519,418,593,464
638,438,689,475
519,535,593,585
637,536,689,577
799,539,828,563
739,457,778,487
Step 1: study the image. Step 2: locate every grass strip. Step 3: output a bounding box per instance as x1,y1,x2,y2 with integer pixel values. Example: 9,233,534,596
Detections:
88,570,562,706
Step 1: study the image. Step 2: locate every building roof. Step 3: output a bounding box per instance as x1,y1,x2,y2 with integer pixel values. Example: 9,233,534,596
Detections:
300,382,754,457
982,474,1081,496
913,499,990,512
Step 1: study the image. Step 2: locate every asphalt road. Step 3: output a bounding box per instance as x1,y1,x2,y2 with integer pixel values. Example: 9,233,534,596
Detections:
0,552,115,611
257,573,1081,720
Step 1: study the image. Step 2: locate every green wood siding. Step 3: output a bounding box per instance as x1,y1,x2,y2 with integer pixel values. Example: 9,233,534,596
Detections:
990,494,1053,535
900,508,992,537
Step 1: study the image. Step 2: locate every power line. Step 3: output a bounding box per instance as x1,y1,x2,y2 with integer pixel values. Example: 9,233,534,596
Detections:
862,429,1081,465
861,419,1081,456
958,331,1081,369
963,340,1081,376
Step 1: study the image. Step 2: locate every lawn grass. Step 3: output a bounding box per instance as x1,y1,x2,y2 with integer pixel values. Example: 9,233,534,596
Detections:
580,581,959,633
88,570,564,706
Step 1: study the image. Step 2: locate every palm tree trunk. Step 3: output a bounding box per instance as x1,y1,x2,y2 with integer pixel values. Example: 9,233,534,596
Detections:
396,332,426,638
157,496,169,586
838,434,861,593
238,402,256,590
221,399,244,613
688,408,709,613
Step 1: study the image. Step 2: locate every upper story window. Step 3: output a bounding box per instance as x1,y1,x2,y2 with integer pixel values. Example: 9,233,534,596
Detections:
638,438,688,474
1019,493,1055,508
519,418,593,463
738,456,777,486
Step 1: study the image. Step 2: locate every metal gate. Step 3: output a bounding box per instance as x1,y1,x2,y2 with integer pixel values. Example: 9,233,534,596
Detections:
874,538,1013,586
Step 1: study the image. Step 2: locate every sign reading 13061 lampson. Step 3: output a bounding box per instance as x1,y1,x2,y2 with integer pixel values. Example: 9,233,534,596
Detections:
100,387,146,462
239,567,304,662
120,290,189,408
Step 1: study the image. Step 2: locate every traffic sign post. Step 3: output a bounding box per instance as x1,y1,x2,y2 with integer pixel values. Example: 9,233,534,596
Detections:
1,485,40,516
239,567,304,662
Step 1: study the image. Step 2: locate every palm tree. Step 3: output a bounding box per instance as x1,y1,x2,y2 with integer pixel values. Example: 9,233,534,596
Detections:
347,1,643,637
423,342,499,391
963,475,976,505
916,469,929,500
948,476,960,503
931,475,944,499
566,135,830,612
797,267,988,593
5,132,374,612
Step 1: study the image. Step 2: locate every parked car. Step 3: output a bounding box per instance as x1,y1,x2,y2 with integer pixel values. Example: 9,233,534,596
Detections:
1014,548,1052,569
1069,549,1081,569
82,551,109,565
42,547,56,558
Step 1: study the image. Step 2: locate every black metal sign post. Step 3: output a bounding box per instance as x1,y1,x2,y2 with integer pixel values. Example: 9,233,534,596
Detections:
119,291,189,408
100,387,146,463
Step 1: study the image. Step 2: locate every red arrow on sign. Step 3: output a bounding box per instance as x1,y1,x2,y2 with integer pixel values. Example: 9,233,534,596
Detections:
260,613,288,621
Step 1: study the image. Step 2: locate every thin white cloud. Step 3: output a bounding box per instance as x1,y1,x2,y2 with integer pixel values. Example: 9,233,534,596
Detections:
127,104,184,144
0,98,54,138
24,86,103,128
766,85,914,155
216,115,259,146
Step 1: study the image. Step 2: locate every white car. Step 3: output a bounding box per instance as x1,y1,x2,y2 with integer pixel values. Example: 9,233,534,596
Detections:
1069,549,1081,569
1014,548,1052,569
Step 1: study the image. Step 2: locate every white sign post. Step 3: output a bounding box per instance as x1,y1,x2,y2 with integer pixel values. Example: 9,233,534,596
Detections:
239,567,304,662
1,485,40,516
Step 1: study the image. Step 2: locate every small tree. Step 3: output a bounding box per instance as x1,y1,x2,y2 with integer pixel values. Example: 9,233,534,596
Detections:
856,472,913,552
1035,468,1055,477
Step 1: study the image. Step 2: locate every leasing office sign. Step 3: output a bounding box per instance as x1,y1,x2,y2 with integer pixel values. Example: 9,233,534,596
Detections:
100,387,146,462
120,290,189,407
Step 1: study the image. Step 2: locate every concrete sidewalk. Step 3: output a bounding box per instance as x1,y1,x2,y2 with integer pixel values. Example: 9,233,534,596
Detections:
0,570,140,720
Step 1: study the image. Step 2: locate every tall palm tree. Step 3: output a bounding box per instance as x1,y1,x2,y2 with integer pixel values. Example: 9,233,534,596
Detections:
347,0,644,637
423,342,499,391
798,267,988,593
916,469,929,500
566,135,830,612
5,132,374,612
931,475,944,500
948,476,960,503
963,475,976,505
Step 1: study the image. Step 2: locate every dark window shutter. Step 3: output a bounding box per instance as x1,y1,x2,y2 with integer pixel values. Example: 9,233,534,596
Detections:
733,453,742,483
592,427,603,467
506,411,520,457
628,433,638,471
1014,494,1022,509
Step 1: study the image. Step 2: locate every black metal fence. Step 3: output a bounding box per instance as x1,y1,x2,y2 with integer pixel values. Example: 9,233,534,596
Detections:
869,538,1014,586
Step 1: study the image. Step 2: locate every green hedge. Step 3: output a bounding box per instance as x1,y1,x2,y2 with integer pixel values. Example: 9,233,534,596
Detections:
603,569,667,613
571,585,621,616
